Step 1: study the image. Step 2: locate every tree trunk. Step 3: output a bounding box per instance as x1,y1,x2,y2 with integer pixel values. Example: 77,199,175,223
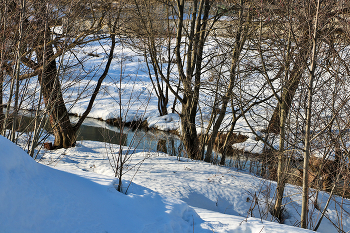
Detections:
272,27,293,221
204,0,249,162
158,94,168,116
30,2,76,149
220,117,237,165
0,71,3,133
267,37,309,134
153,58,168,116
204,102,228,162
37,44,76,148
0,0,7,134
301,0,319,227
175,0,210,161
273,105,287,221
180,101,200,159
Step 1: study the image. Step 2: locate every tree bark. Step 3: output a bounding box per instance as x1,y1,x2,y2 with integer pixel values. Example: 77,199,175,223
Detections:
273,105,287,220
273,27,293,221
0,71,3,133
301,0,320,228
174,0,211,160
204,0,248,162
0,0,5,133
220,116,237,165
37,43,76,148
181,101,200,159
267,37,309,134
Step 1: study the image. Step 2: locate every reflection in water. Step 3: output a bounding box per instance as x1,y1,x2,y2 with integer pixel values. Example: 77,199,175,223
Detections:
156,139,167,153
71,116,183,154
76,125,127,146
5,114,50,133
12,113,262,175
10,113,181,153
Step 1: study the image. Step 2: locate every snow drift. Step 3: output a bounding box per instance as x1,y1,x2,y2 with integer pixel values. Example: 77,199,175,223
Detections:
0,135,201,233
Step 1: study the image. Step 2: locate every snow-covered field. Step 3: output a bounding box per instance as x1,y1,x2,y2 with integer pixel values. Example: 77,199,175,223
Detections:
3,35,350,232
1,135,321,232
16,38,268,153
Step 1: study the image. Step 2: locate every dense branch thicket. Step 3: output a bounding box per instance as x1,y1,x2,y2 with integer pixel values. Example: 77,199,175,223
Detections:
0,0,123,148
2,0,350,230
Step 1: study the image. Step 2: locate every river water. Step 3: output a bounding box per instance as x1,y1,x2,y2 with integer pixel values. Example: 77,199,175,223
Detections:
10,112,183,155
10,111,261,173
71,116,183,156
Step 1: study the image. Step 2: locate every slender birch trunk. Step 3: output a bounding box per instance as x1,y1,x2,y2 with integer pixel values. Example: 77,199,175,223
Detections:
29,3,47,157
11,0,26,142
301,0,320,228
0,0,7,133
273,28,292,220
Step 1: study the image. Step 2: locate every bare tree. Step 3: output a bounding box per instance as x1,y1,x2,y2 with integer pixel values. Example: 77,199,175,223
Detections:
125,0,175,116
202,0,251,162
132,0,214,159
1,0,123,149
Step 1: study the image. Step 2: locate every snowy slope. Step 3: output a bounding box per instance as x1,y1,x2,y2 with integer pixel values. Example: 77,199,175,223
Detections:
0,136,316,233
0,135,202,233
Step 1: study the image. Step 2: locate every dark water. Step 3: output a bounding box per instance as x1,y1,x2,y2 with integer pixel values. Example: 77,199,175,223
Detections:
76,124,128,146
10,112,261,173
10,112,183,154
71,117,183,155
77,121,183,155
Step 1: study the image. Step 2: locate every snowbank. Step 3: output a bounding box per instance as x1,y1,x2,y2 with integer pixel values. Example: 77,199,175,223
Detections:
39,140,318,233
148,113,180,131
0,135,317,233
0,135,201,233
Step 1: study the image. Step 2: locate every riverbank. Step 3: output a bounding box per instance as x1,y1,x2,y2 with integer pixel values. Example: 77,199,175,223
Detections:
2,135,320,232
35,138,341,232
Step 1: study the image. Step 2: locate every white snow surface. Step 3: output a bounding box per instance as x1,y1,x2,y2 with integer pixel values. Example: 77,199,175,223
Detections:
148,113,180,131
0,135,318,233
4,38,350,232
0,135,202,233
13,39,267,153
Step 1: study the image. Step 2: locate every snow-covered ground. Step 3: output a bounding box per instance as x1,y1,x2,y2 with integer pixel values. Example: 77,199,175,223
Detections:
1,131,346,232
1,135,319,232
3,35,350,232
14,38,269,154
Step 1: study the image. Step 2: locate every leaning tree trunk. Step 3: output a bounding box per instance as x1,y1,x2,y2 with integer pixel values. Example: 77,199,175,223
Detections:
32,2,75,149
204,0,249,163
35,14,117,149
37,44,76,148
267,36,309,134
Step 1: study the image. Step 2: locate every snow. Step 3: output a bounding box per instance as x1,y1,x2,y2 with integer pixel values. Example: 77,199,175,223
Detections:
233,137,265,154
38,140,350,233
148,113,180,131
8,38,271,153
3,35,350,232
0,135,199,232
0,135,319,232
